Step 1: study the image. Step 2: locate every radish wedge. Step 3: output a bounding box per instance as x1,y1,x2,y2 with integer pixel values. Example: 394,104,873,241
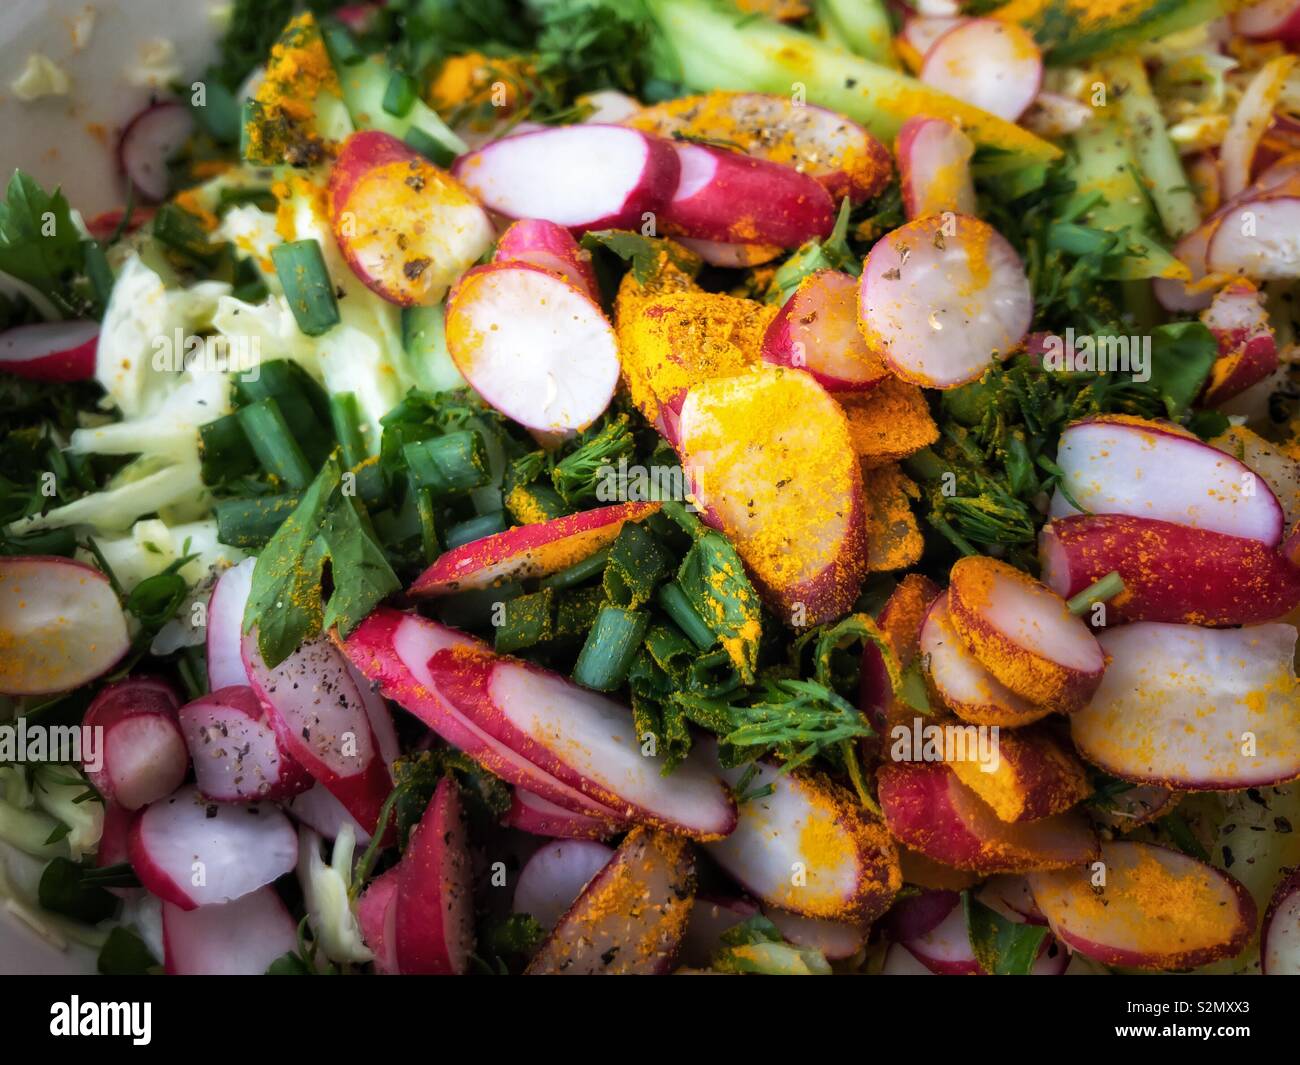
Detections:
526,827,695,975
762,907,867,961
494,218,599,301
206,558,254,690
0,556,130,695
1052,416,1285,544
1069,622,1300,790
128,785,298,910
858,214,1032,389
163,887,298,976
504,788,620,840
83,677,188,812
452,124,680,232
444,262,620,432
897,892,981,975
626,92,892,203
919,593,1052,728
287,783,370,845
1201,281,1278,406
704,760,900,922
761,270,889,392
0,321,98,382
880,943,937,974
677,367,868,626
178,685,313,803
946,725,1092,824
860,573,941,736
920,20,1043,122
1040,514,1300,627
1028,841,1256,970
947,555,1105,714
513,839,614,930
1206,195,1300,279
356,866,400,974
118,101,193,201
395,777,475,975
330,130,494,306
1262,871,1300,974
877,760,1099,874
1235,0,1300,41
409,502,659,596
426,648,736,840
896,117,976,221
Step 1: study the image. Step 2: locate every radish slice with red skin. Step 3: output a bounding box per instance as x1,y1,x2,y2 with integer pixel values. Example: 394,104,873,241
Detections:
0,556,130,696
494,218,600,301
426,648,736,840
579,89,642,125
1236,0,1300,40
761,270,890,392
880,942,935,974
947,555,1105,714
118,102,193,202
395,777,475,975
513,840,614,929
504,788,620,840
1028,841,1257,971
899,893,982,975
352,661,401,769
1222,56,1296,200
286,783,371,845
896,117,976,221
1052,416,1285,545
1201,281,1279,406
920,20,1044,123
444,261,620,433
84,206,155,242
128,785,298,910
162,887,299,976
858,214,1032,389
1040,514,1300,627
453,124,680,232
338,608,627,821
978,875,1046,925
0,321,98,382
1153,224,1219,313
205,558,254,691
98,801,137,898
409,502,659,596
877,760,1099,874
860,574,941,743
884,888,959,943
356,866,400,974
83,677,188,812
676,237,782,268
1207,195,1300,279
178,685,313,803
1262,870,1300,974
1069,622,1300,790
900,16,966,66
761,907,867,961
1021,92,1095,138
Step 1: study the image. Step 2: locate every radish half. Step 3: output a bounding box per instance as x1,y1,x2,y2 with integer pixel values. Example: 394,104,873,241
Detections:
163,887,299,975
1235,0,1300,41
206,558,254,690
858,214,1032,389
82,677,188,812
1206,195,1300,279
513,839,614,929
494,218,599,301
0,321,98,382
920,20,1043,122
356,866,400,974
118,101,193,201
1201,281,1279,406
896,892,982,975
896,117,976,221
504,788,620,840
1262,870,1300,974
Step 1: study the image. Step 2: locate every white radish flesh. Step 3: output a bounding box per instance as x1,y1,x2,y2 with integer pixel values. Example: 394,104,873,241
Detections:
504,788,619,839
676,237,781,268
761,270,889,391
880,943,935,974
896,117,976,221
163,887,298,975
0,321,98,382
920,20,1044,122
82,677,187,812
205,558,254,690
513,840,614,930
1235,0,1300,40
494,218,599,301
1221,56,1296,200
118,102,194,201
762,907,866,960
286,783,371,845
1263,871,1300,974
901,16,966,64
1206,196,1300,279
899,894,981,975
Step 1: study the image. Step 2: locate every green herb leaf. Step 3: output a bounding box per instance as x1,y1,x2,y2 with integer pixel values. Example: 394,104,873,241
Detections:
963,891,1050,975
0,171,102,318
97,927,159,976
1147,321,1219,416
39,856,119,924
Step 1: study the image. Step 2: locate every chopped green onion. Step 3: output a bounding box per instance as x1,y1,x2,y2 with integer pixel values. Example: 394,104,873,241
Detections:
604,521,670,608
539,546,611,591
271,239,340,337
403,430,489,496
505,483,569,524
329,392,385,505
436,581,523,630
152,203,224,264
644,623,695,675
199,412,258,484
382,71,418,118
320,20,365,65
446,511,507,549
214,494,302,549
404,126,457,168
416,487,440,564
1067,571,1125,616
237,398,315,490
494,588,555,654
573,605,650,692
655,582,716,650
238,361,334,468
555,586,605,640
191,80,241,144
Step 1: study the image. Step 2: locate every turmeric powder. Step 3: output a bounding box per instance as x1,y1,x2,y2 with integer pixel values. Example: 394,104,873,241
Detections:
862,464,923,573
838,377,939,470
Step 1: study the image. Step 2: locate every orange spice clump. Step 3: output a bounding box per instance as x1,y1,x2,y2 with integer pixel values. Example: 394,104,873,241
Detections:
862,464,923,572
947,726,1092,823
425,53,534,128
837,377,938,470
243,13,341,167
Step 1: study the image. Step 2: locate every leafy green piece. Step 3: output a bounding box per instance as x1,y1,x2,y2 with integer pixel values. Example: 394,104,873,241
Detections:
126,546,199,647
963,891,1049,976
38,857,120,924
550,415,636,505
712,915,831,975
266,951,315,975
1147,322,1219,416
210,0,296,90
0,172,103,318
766,197,859,305
1016,0,1227,65
580,230,702,288
97,927,159,976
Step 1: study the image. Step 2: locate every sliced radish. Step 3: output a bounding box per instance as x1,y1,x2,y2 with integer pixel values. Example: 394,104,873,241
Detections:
205,558,254,690
503,788,619,840
880,942,936,974
900,16,967,66
242,633,393,835
946,724,1091,824
1262,870,1300,974
82,677,188,812
858,214,1032,389
453,124,680,232
1028,841,1256,970
762,907,866,960
1153,224,1219,313
163,886,298,975
0,556,130,695
1222,56,1296,200
761,270,889,392
1069,622,1300,790
286,782,370,844
680,895,756,967
494,218,599,301
1235,0,1300,40
1052,416,1285,545
513,839,614,930
1021,91,1096,138
578,89,642,124
354,661,401,771
946,555,1105,714
898,892,981,975
977,875,1046,925
920,20,1043,123
1207,195,1300,279
860,573,941,738
395,777,475,975
118,101,194,202
128,785,298,910
662,142,835,248
426,649,736,840
526,827,695,975
896,117,976,221
675,237,782,268
444,261,619,432
1090,783,1181,832
356,866,400,974
885,887,960,943
0,321,98,382
1201,281,1279,406
409,502,658,597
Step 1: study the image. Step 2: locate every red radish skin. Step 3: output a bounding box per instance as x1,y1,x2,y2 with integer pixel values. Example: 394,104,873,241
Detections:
858,214,1032,389
761,270,889,392
1262,870,1300,974
128,785,298,910
1236,0,1300,41
897,892,983,975
178,685,313,803
513,839,615,930
118,102,194,201
84,206,155,242
357,866,400,974
662,142,835,248
395,777,475,975
0,321,98,382
97,801,137,898
885,888,960,944
0,556,130,695
83,677,188,812
945,725,1092,824
329,130,494,306
877,760,1099,874
920,20,1044,122
1029,841,1256,970
444,261,620,432
946,555,1105,714
1200,281,1279,406
504,788,620,840
205,558,254,691
896,117,976,221
163,887,299,976
409,502,659,596
494,218,599,301
453,124,680,232
1040,514,1300,626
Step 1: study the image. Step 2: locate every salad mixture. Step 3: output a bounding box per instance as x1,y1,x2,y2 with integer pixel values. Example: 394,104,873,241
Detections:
4,0,1300,978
